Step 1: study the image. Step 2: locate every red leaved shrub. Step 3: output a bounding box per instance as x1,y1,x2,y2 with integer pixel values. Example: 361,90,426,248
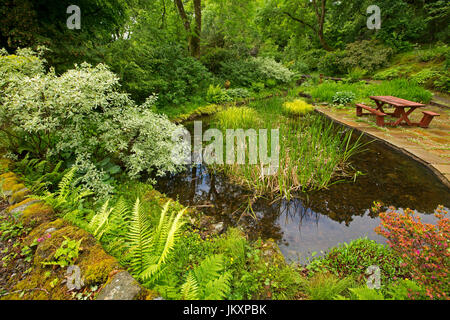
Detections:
375,206,449,300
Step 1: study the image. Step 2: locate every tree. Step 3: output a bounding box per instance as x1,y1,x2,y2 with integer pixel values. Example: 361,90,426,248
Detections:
174,0,202,58
281,0,332,51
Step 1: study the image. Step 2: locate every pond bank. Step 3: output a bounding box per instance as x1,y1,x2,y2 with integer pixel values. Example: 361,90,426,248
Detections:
315,105,450,189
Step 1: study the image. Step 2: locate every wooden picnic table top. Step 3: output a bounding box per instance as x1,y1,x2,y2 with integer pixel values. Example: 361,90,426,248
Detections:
369,96,425,108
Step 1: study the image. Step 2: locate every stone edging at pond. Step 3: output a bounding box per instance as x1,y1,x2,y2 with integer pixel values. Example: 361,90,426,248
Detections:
0,159,152,300
314,108,450,189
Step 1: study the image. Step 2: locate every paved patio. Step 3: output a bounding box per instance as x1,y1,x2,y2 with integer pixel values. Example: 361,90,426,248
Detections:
315,104,450,188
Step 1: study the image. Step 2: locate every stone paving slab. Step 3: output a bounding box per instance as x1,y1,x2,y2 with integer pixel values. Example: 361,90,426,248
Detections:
316,105,450,188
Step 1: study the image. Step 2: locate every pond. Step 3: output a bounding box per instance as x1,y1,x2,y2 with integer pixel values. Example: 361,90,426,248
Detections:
155,117,450,263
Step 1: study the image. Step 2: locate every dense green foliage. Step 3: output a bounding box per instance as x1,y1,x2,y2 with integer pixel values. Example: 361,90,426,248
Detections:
0,0,448,302
0,49,185,197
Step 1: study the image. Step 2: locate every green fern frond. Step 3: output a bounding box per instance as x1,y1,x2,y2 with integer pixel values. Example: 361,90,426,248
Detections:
89,199,113,240
193,254,224,288
203,271,232,300
127,198,154,276
57,167,77,199
140,207,186,281
181,272,200,300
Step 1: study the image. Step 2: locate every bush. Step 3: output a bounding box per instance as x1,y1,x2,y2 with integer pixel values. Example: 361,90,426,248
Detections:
375,206,449,300
373,66,413,80
318,41,394,76
346,68,367,83
0,48,185,197
219,57,293,87
251,82,265,93
417,45,449,63
227,88,251,99
253,57,294,84
318,50,347,76
307,238,408,286
299,49,328,72
283,100,314,116
332,91,356,105
206,85,232,104
342,40,394,74
200,47,239,74
106,42,211,105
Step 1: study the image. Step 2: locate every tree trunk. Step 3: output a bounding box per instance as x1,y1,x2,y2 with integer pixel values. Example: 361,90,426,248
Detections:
174,0,202,58
312,0,332,51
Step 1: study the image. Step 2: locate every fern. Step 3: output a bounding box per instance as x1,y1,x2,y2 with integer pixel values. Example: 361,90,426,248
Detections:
180,273,200,300
180,255,232,300
336,287,385,300
125,199,186,284
89,199,114,240
35,167,93,213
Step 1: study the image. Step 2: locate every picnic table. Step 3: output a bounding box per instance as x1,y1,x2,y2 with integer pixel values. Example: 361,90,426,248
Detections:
355,96,440,128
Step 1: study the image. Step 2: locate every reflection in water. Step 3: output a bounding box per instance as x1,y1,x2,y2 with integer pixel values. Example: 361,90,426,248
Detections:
156,122,450,262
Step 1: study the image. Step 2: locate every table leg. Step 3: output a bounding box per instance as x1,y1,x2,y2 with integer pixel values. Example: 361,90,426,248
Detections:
374,101,386,113
391,107,417,126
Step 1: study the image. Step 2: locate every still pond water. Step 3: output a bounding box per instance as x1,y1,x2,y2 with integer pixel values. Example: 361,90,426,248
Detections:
156,120,450,263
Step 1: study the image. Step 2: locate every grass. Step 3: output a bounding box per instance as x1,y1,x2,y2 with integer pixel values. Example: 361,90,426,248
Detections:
307,79,433,105
214,106,260,129
210,97,365,200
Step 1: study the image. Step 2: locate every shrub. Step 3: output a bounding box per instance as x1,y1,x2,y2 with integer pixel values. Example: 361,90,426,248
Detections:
251,82,265,92
219,58,261,87
318,50,347,76
318,41,393,76
226,88,251,99
253,57,294,84
411,68,438,86
332,91,356,105
307,238,408,286
375,206,449,300
299,49,328,71
206,85,232,104
219,57,293,87
417,45,449,63
0,49,186,197
433,71,450,92
341,40,394,74
200,47,238,74
346,68,367,83
106,42,211,105
283,100,314,116
373,66,413,80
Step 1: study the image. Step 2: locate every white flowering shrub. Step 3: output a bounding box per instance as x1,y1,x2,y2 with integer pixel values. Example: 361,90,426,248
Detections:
0,48,185,197
253,57,294,84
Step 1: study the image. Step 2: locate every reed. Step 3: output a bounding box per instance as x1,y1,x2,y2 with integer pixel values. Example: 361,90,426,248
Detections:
212,98,365,200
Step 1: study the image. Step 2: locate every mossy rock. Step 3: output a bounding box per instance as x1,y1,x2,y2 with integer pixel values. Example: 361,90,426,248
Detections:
0,158,13,171
7,198,40,214
1,176,20,193
9,187,30,204
20,202,55,226
4,219,121,300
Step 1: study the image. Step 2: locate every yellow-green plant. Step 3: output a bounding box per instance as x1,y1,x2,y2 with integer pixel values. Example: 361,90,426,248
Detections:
282,99,314,116
214,106,259,129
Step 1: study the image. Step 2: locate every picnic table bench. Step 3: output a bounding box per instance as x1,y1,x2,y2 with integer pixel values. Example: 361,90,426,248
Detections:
355,96,440,128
